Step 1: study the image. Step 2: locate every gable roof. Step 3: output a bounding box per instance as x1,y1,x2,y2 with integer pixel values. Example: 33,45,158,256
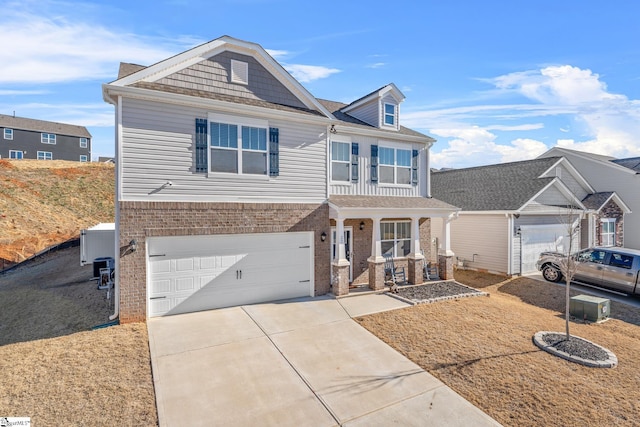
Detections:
539,147,638,175
430,157,575,211
340,83,405,114
317,99,433,140
105,37,434,144
582,192,632,213
107,35,333,118
0,114,91,138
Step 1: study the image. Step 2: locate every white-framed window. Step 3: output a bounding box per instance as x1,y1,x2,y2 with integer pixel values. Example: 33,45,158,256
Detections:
37,151,53,160
9,150,23,159
4,128,13,140
601,218,616,247
80,137,88,148
381,221,411,257
41,133,56,144
384,103,396,126
379,146,411,184
80,155,88,162
209,117,268,175
331,141,350,182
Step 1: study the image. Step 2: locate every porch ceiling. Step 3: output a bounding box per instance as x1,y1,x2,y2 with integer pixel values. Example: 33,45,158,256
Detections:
328,195,459,219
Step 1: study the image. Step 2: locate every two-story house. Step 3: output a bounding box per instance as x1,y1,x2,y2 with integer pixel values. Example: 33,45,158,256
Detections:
0,114,92,161
102,36,458,323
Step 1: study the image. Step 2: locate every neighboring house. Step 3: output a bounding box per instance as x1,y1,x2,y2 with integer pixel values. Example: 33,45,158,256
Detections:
539,147,640,250
102,36,458,322
0,114,91,162
431,157,630,275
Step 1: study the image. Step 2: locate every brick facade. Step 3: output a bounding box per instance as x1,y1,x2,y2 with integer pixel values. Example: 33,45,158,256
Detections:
118,201,329,323
594,200,624,247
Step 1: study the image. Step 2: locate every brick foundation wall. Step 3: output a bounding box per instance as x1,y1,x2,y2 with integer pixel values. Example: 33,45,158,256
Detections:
118,201,330,323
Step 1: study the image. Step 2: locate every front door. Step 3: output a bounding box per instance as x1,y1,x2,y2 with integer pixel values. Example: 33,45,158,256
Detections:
331,227,353,282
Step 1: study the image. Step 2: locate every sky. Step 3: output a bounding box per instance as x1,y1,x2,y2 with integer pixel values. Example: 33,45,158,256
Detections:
2,0,640,168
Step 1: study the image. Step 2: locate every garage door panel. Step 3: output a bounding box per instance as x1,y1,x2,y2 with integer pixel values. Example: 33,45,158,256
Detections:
147,232,314,317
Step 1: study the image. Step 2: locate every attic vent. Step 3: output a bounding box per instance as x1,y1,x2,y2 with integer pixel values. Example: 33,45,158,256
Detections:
230,60,248,85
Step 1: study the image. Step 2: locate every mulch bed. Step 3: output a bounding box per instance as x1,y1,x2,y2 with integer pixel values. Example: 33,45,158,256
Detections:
393,280,488,303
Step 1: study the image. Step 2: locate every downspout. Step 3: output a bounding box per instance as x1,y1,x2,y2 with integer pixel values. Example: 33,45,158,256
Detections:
109,94,122,321
506,213,514,276
426,147,432,198
326,124,331,201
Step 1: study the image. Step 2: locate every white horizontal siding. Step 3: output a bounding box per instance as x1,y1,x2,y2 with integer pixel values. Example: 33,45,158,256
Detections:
120,98,327,202
329,135,423,197
433,215,509,274
346,99,378,127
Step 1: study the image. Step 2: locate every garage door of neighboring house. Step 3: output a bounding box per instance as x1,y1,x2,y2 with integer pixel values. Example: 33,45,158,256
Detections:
147,232,314,317
520,224,570,274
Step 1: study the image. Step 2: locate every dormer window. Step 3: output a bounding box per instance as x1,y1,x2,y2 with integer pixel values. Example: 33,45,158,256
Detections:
384,103,396,126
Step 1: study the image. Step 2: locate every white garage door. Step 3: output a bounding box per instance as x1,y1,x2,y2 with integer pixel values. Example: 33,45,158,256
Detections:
147,232,314,317
520,224,569,274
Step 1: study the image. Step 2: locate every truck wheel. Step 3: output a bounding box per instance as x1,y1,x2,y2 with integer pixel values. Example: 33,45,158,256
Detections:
542,265,562,282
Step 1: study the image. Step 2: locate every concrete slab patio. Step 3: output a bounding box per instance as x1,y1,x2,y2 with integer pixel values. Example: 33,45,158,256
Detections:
147,295,501,426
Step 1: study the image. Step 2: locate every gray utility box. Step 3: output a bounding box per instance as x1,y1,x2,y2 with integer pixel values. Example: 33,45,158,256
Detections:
569,294,610,322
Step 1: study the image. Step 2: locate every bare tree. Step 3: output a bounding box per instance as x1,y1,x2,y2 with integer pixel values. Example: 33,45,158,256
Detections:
555,207,583,339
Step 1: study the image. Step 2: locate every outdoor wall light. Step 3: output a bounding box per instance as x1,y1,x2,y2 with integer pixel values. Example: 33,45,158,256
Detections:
330,124,337,134
129,239,138,252
359,221,365,230
321,232,327,242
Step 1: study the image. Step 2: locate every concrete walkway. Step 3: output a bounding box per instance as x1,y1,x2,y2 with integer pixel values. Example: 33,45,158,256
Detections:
147,294,501,426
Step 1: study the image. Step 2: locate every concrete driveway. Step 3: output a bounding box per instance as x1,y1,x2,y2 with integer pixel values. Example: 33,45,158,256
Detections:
147,294,501,426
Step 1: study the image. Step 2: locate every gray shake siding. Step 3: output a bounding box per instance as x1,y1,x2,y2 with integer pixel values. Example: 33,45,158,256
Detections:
157,51,307,110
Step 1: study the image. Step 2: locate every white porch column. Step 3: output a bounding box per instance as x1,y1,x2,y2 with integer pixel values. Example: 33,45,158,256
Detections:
438,214,456,257
409,216,423,258
335,217,349,265
369,217,384,262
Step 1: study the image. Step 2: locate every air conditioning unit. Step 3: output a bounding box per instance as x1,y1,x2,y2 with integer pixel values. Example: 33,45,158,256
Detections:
569,295,610,322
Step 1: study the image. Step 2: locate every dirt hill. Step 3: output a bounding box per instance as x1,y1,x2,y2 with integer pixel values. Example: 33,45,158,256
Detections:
0,159,115,267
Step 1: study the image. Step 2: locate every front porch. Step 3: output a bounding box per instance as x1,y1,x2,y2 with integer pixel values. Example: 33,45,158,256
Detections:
328,195,460,296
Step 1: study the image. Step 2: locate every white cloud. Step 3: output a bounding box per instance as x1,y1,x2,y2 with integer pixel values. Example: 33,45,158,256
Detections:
367,62,386,69
265,49,290,60
0,2,194,84
282,64,340,83
410,64,640,167
429,127,548,169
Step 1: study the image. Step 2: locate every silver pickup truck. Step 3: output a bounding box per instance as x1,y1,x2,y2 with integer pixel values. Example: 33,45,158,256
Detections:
537,247,640,295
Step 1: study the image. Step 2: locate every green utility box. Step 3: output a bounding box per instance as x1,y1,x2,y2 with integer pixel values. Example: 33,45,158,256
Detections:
569,294,610,322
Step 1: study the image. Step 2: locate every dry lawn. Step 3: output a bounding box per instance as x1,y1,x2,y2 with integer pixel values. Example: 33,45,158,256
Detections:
0,246,157,425
0,323,157,426
0,159,114,265
358,270,640,427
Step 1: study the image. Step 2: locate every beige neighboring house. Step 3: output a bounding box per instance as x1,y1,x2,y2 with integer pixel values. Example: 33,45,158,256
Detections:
102,35,458,323
539,147,640,250
430,156,630,276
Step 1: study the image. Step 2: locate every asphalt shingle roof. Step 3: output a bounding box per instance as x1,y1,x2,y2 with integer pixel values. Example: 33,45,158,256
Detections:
582,192,615,210
430,157,563,211
611,157,640,172
329,195,458,210
0,114,91,138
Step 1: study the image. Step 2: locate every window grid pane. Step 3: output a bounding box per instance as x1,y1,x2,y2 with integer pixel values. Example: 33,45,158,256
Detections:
379,147,394,165
332,142,350,161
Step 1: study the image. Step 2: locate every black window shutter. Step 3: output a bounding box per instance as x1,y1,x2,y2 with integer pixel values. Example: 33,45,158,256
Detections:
351,143,359,182
195,118,208,173
269,127,279,177
412,149,419,186
371,144,378,183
